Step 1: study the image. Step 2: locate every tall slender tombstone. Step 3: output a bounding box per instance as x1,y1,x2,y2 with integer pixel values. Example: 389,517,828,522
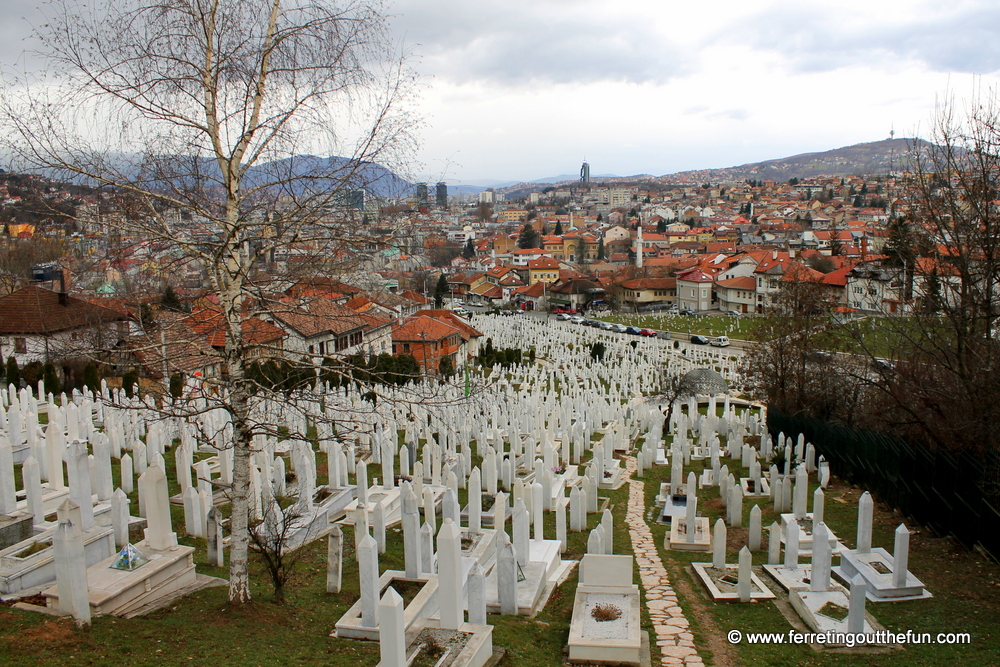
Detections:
556,497,568,553
358,534,380,628
66,441,95,530
22,456,44,525
353,503,370,555
120,452,134,496
183,486,200,536
52,505,91,627
812,487,825,527
531,482,544,542
494,491,507,532
373,500,387,554
847,575,867,634
420,522,435,575
383,444,395,491
781,476,793,515
810,522,832,592
601,508,614,555
893,524,910,589
111,488,130,548
326,524,344,593
468,560,487,625
197,488,212,538
356,460,369,506
402,486,422,579
512,498,529,566
0,435,17,515
684,472,698,544
422,486,436,533
569,486,584,532
207,506,224,567
768,522,782,565
497,532,518,616
712,519,727,569
792,466,808,519
737,547,752,603
378,588,406,667
784,521,799,570
856,492,873,554
748,505,762,551
140,465,177,550
44,423,65,490
587,528,603,555
437,519,464,630
583,475,597,513
728,483,743,528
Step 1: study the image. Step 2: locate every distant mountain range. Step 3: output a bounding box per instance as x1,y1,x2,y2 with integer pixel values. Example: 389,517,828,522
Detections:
12,139,931,200
664,138,927,183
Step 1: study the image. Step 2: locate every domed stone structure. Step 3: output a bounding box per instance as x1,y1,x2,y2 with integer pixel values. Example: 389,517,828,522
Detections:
677,368,730,396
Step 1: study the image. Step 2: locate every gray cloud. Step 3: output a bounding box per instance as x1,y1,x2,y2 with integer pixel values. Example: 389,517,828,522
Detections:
391,0,690,85
728,4,1000,74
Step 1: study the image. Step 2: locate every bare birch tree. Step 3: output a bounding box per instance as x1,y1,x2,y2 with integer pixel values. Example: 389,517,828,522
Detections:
2,0,418,602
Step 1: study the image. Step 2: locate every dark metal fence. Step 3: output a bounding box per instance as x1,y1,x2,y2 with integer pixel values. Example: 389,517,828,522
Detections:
768,409,1000,561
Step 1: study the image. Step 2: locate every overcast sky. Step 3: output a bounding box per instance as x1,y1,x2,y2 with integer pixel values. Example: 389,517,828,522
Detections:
389,0,1000,184
3,0,999,184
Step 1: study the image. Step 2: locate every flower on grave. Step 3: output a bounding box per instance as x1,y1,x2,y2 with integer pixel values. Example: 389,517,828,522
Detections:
551,465,565,474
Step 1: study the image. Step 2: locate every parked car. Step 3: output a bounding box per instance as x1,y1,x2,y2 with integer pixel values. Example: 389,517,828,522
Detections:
679,309,695,316
600,321,616,331
710,336,730,347
555,313,571,321
453,307,470,316
639,328,657,337
625,326,642,335
570,316,585,324
726,310,742,317
655,330,672,340
690,334,710,345
611,323,628,333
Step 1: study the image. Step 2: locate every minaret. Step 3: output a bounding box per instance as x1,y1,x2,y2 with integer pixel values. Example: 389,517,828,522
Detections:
635,215,643,269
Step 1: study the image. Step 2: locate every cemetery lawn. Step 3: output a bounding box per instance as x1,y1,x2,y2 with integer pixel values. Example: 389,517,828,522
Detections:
0,438,647,667
4,424,996,666
638,442,1000,667
599,313,927,359
598,313,758,340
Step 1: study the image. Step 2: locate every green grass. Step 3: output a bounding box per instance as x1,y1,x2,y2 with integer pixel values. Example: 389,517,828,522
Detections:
637,437,1000,666
597,313,759,339
599,312,939,361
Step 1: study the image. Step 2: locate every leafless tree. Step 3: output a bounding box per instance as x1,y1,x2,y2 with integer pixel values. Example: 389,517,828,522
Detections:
247,495,309,604
838,94,1000,452
2,0,419,603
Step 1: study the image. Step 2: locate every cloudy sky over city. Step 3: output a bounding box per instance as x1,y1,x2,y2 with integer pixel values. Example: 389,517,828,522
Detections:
2,0,999,184
388,0,1000,183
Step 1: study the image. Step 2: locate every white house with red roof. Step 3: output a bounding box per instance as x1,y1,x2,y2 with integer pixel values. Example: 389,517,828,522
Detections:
676,268,715,311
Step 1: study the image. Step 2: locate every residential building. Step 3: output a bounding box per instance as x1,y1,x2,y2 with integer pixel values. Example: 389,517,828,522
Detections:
617,278,677,311
0,285,131,370
676,269,715,311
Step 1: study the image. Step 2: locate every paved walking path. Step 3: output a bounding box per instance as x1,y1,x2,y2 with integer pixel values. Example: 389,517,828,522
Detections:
623,456,703,667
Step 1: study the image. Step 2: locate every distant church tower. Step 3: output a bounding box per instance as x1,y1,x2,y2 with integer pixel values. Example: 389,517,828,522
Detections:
580,161,590,184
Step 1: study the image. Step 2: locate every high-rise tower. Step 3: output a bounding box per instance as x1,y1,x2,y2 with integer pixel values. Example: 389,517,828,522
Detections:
580,161,590,184
435,182,448,208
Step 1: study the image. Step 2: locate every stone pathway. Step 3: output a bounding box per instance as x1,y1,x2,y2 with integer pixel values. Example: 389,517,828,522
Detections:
623,456,703,667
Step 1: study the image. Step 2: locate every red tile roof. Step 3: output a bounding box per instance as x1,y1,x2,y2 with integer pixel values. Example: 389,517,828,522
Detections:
392,316,461,342
0,285,128,335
